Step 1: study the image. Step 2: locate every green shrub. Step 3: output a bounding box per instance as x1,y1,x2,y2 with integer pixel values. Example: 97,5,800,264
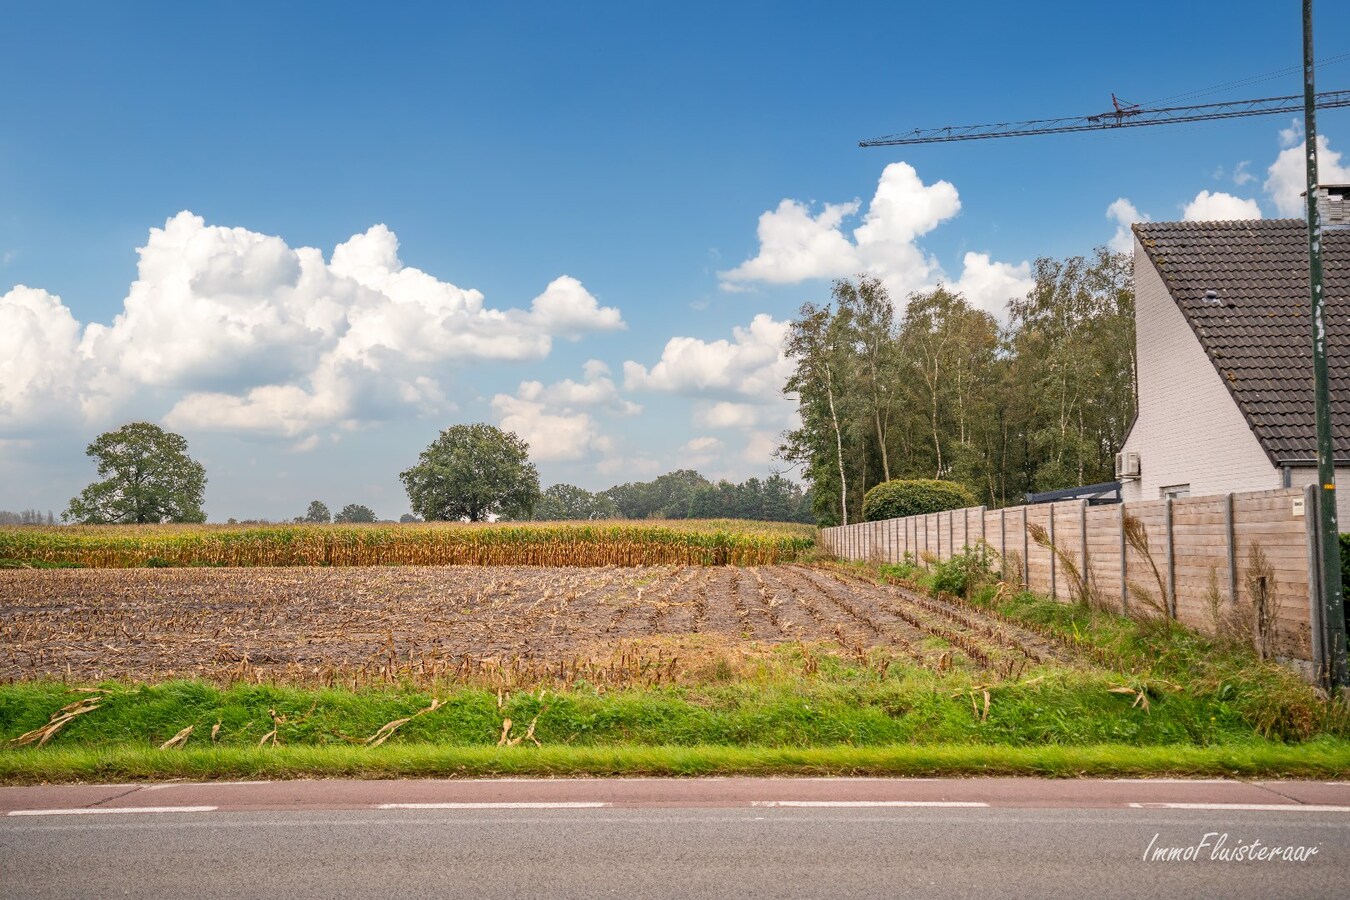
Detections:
862,479,978,522
925,546,997,599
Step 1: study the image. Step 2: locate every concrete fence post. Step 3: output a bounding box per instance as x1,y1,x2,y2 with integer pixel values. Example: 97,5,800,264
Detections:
1119,502,1128,615
1306,484,1327,683
1225,493,1238,607
1164,497,1176,618
1048,503,1057,601
1079,499,1089,599
1022,507,1030,590
999,508,1006,564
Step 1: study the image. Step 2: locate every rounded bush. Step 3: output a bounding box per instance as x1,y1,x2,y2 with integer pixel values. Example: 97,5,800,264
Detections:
862,479,978,522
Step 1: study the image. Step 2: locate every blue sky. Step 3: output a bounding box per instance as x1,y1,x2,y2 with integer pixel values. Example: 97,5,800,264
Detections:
3,1,1349,521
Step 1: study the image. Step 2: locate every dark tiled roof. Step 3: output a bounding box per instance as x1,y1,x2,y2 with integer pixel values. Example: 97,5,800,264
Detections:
1132,219,1349,464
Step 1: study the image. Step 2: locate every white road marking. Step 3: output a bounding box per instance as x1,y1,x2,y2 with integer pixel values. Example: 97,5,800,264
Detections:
1128,802,1350,812
376,802,612,810
1106,778,1234,784
751,800,989,808
7,806,218,817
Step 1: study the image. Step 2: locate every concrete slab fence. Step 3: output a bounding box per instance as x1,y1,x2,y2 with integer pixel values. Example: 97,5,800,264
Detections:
820,486,1330,666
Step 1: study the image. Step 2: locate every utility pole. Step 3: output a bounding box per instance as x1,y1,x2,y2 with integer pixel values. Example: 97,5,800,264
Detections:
1303,0,1349,689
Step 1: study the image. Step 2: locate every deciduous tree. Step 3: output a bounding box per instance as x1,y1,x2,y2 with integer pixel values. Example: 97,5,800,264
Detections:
400,424,541,522
64,422,207,524
334,503,376,523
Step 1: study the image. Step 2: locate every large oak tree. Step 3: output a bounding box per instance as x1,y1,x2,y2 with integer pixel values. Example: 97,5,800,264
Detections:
400,424,541,522
64,422,207,524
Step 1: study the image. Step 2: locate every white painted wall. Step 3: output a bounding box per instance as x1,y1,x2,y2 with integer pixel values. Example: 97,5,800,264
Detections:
1121,237,1280,502
1286,467,1350,529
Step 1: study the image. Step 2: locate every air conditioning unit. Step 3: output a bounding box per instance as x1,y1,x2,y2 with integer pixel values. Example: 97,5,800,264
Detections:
1115,451,1141,479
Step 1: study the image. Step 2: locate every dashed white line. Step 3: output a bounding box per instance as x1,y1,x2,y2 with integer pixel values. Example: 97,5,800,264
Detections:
1106,778,1235,784
376,802,612,810
752,801,989,808
1128,802,1350,812
7,806,218,817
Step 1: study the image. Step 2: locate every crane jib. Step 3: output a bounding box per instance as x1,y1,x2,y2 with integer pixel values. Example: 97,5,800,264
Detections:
859,89,1350,147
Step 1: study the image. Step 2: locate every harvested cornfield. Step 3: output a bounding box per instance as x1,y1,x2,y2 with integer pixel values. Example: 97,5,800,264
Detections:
0,564,1076,687
0,520,815,569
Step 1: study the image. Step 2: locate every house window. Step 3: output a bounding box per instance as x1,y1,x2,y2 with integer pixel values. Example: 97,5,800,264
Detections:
1160,484,1190,499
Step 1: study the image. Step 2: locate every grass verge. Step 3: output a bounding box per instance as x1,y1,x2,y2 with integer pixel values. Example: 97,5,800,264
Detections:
4,741,1349,784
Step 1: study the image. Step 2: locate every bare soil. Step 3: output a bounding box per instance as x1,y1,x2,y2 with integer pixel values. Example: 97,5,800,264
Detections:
0,565,1078,685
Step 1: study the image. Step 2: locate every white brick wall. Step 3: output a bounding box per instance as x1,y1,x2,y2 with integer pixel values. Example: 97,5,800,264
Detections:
1121,237,1280,502
1286,468,1350,528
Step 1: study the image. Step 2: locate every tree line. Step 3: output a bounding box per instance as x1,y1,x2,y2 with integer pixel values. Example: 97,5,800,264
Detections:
535,469,813,523
0,509,57,526
46,421,811,525
781,248,1135,525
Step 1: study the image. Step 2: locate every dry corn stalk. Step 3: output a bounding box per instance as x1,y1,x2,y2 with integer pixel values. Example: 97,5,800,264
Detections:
1108,685,1151,712
499,713,543,747
159,725,194,750
363,698,445,748
258,708,282,747
8,696,103,747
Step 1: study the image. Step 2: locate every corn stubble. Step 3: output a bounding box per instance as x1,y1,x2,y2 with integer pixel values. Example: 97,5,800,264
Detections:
1,562,1086,691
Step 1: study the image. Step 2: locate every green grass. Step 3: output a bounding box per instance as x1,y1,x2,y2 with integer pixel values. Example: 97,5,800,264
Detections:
4,741,1348,784
0,670,1312,753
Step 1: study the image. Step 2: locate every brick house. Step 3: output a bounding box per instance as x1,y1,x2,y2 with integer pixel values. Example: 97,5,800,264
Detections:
1120,190,1349,523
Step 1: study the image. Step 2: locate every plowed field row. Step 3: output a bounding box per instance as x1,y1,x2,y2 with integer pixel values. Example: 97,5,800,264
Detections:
0,565,1085,685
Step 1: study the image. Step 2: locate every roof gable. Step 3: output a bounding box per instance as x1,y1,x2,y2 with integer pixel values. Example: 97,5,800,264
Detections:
1132,219,1348,463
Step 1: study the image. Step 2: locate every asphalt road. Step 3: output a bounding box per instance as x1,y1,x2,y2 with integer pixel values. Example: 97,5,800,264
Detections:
2,778,1347,899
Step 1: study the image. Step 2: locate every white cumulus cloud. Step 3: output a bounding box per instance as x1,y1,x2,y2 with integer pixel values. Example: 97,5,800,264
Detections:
516,360,640,416
1181,190,1262,222
0,211,624,440
718,163,1024,306
623,314,792,401
1106,198,1147,254
949,252,1034,317
491,362,640,463
0,286,84,433
626,315,801,476
1265,133,1350,217
717,199,861,286
491,392,608,462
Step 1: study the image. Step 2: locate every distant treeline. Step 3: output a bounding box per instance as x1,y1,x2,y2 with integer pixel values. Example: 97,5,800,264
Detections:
534,470,814,523
0,510,56,526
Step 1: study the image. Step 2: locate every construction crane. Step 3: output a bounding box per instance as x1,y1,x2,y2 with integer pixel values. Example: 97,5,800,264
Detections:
859,89,1350,147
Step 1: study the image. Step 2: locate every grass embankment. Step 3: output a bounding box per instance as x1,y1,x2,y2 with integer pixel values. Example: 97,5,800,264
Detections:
0,519,816,568
3,582,1347,782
